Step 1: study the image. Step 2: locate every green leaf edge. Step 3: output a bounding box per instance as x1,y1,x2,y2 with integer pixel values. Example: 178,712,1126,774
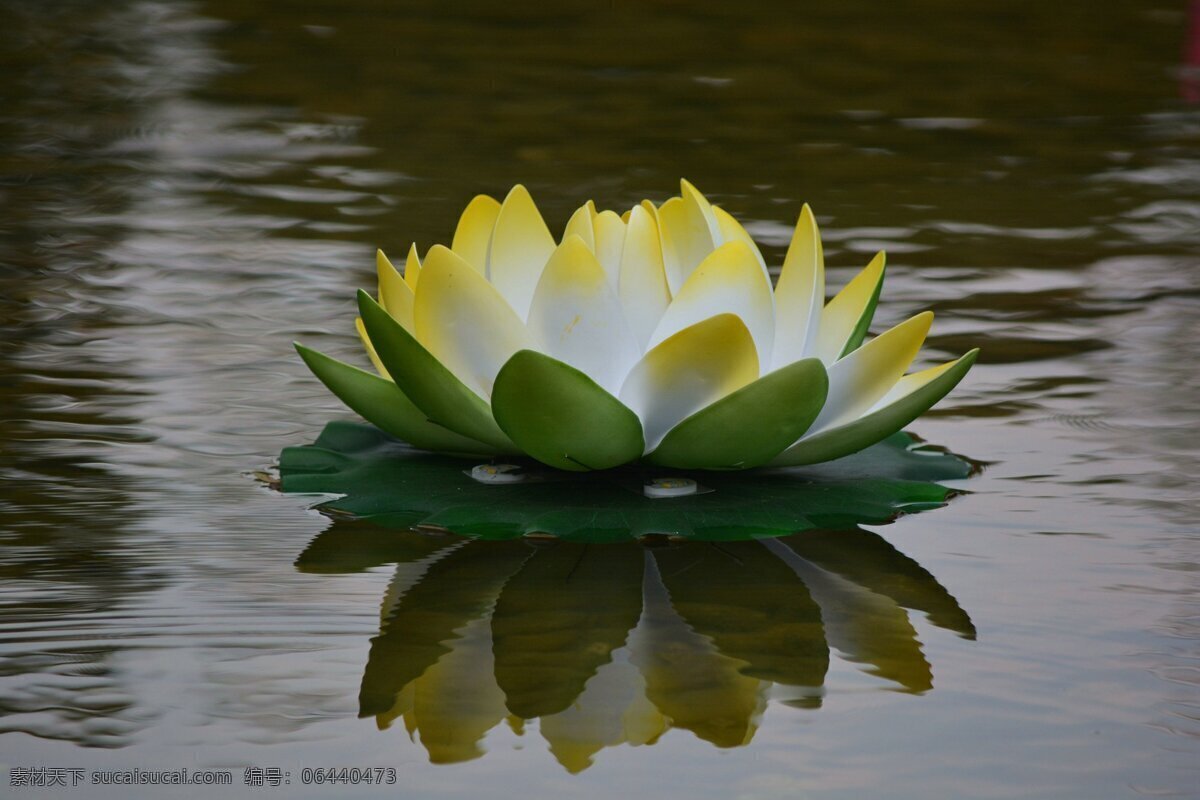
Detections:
356,289,518,453
647,357,830,469
294,343,499,456
771,348,979,466
491,350,645,472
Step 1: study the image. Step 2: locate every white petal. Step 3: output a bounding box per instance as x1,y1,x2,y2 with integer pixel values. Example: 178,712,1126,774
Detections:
646,241,775,371
618,204,671,351
562,203,596,251
680,179,723,247
619,314,758,451
806,311,932,435
771,205,825,369
526,236,640,395
487,184,556,319
869,352,961,412
592,210,626,289
414,244,535,398
712,205,769,279
657,189,716,295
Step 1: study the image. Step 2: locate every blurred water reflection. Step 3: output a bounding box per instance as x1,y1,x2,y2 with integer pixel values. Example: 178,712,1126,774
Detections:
0,0,1198,796
294,526,971,772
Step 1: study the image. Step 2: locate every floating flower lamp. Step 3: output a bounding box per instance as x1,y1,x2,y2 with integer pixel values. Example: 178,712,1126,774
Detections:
296,181,977,471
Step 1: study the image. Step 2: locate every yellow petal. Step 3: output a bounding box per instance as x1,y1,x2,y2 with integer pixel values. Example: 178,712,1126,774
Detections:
414,244,535,398
377,248,414,331
618,204,671,351
619,313,758,451
815,251,886,364
772,204,825,369
592,209,627,288
526,236,640,394
562,203,595,251
807,311,932,434
450,194,500,274
403,243,422,291
647,241,774,369
355,316,391,379
870,352,964,411
488,184,556,319
680,179,723,246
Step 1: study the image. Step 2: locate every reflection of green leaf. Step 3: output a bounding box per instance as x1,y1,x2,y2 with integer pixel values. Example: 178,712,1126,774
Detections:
278,421,971,543
290,526,974,766
652,541,827,691
406,614,509,764
779,529,976,638
294,520,452,574
632,565,767,748
780,551,932,693
491,543,643,718
359,541,531,716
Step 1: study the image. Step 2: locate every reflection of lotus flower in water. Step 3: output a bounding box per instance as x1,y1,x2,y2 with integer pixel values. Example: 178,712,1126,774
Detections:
296,181,977,470
295,526,974,772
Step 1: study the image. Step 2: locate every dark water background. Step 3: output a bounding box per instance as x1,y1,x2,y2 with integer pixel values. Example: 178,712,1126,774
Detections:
1,1,1198,797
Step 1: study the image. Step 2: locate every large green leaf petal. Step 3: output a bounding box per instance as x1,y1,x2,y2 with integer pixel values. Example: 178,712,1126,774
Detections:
491,350,644,471
772,349,978,467
357,289,517,452
647,357,828,469
295,344,499,455
277,421,972,543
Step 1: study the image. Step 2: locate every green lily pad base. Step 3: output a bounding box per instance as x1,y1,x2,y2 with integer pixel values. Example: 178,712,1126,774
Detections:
276,421,975,543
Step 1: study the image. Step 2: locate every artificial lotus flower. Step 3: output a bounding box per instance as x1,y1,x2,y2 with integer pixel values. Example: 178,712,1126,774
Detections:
296,180,977,471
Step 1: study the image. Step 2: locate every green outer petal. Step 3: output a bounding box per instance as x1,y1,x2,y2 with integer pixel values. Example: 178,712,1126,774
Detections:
647,358,829,469
491,349,644,471
357,289,517,453
771,348,978,467
840,269,884,358
295,343,501,455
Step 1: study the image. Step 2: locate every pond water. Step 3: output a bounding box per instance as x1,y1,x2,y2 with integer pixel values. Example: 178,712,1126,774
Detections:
2,1,1198,797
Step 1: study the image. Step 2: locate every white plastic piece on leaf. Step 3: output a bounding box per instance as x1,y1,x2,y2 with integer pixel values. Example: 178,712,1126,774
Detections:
470,463,526,484
644,477,698,498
